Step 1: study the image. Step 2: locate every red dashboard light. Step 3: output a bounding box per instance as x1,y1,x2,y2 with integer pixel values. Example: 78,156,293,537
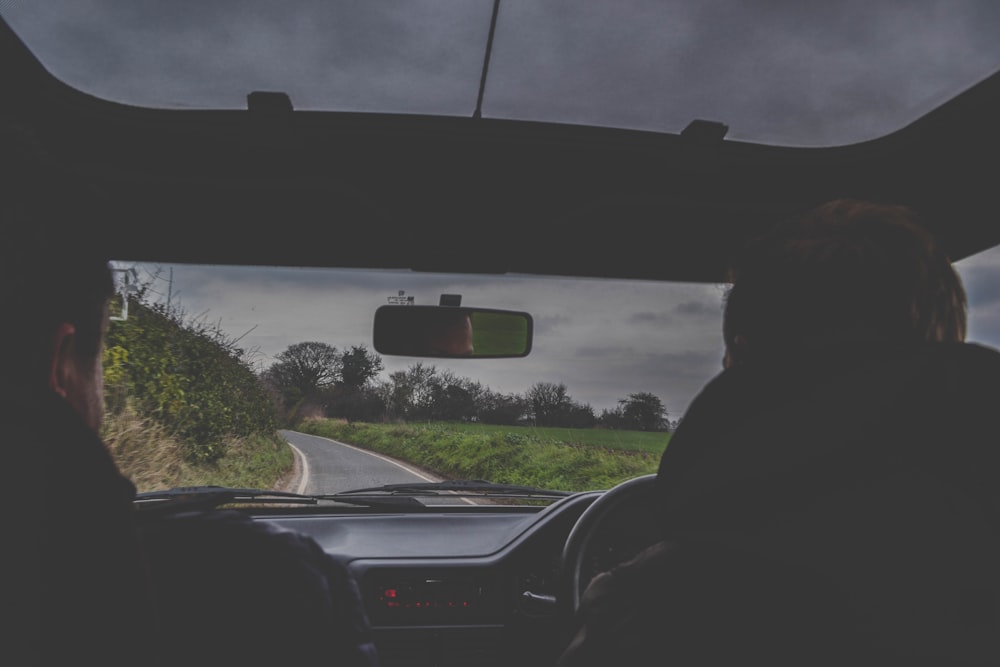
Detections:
368,574,496,620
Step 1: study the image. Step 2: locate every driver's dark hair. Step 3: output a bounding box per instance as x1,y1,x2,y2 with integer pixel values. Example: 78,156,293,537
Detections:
723,199,967,365
0,119,114,387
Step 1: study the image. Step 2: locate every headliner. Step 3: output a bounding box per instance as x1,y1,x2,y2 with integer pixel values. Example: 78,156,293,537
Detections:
2,18,1000,284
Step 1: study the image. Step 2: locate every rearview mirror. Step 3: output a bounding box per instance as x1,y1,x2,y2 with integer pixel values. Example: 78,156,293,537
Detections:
373,305,533,358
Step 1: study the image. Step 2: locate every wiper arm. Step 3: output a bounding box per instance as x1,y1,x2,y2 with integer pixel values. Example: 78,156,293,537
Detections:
327,479,572,499
135,481,571,514
135,486,318,513
135,485,426,512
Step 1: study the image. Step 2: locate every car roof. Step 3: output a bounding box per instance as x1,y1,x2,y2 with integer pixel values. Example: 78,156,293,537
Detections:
2,16,1000,284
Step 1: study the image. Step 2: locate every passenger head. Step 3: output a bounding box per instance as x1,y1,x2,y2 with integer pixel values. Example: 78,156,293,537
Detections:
1,120,114,430
723,199,967,368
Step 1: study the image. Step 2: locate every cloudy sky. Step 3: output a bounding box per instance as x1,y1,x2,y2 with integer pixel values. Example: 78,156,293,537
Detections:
111,263,730,418
5,1,1000,416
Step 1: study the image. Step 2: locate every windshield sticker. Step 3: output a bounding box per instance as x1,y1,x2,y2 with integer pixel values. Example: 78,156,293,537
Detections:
387,290,414,305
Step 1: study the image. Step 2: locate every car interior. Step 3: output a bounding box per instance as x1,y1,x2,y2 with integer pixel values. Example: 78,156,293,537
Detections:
4,3,1000,666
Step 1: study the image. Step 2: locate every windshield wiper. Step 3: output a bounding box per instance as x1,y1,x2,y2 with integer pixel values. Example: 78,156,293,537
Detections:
135,486,319,513
324,479,572,500
134,480,571,514
134,485,427,513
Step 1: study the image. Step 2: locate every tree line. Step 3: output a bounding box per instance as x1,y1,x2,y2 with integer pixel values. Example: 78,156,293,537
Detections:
263,341,671,432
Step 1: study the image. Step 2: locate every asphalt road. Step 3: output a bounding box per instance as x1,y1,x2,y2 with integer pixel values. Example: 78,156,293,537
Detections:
279,429,444,497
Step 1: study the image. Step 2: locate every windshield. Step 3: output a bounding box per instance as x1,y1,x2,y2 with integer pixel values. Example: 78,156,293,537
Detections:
105,247,1000,504
106,263,725,501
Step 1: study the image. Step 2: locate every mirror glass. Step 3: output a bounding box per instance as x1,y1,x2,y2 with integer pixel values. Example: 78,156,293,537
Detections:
373,305,533,358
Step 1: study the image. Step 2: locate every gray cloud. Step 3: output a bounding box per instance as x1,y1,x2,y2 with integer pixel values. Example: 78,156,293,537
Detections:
3,0,493,110
484,0,1000,144
955,248,1000,348
674,300,722,317
957,261,1000,310
629,311,674,326
531,313,573,337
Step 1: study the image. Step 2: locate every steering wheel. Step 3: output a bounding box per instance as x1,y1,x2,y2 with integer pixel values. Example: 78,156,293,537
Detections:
560,474,659,613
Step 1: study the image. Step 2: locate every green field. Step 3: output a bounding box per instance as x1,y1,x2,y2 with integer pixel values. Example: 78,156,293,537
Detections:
424,421,670,454
297,419,669,492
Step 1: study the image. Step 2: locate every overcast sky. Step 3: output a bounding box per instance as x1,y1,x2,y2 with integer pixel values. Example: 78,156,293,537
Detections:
116,263,731,418
5,1,1000,144
6,1,1000,416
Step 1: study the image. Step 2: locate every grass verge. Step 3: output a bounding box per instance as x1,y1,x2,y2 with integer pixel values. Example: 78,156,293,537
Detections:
104,408,293,493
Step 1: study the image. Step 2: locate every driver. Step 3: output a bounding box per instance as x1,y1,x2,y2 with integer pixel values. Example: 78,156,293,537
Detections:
558,199,1000,666
424,310,475,356
2,120,380,667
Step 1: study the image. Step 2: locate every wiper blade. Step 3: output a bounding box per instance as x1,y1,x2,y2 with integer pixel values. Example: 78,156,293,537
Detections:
135,486,318,513
135,485,425,512
327,479,573,499
134,481,571,514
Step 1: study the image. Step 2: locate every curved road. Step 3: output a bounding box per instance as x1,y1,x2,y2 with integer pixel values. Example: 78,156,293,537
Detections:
279,429,444,496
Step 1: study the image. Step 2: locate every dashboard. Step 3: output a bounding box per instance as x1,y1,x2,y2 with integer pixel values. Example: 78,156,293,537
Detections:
258,485,660,667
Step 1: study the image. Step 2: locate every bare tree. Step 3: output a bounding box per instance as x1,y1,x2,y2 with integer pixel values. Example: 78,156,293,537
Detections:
264,341,341,408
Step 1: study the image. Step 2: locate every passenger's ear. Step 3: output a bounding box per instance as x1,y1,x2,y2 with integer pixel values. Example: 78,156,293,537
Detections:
48,322,77,398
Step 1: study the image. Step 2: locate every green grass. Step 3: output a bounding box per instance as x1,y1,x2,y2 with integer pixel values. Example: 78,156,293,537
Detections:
434,421,670,454
105,407,294,493
297,419,668,492
107,410,668,494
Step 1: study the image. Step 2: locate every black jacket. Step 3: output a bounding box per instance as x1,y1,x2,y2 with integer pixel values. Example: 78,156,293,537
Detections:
138,508,380,667
8,386,158,666
10,385,379,666
560,342,1000,666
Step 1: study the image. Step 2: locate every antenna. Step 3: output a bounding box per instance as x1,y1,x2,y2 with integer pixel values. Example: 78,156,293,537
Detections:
474,0,501,119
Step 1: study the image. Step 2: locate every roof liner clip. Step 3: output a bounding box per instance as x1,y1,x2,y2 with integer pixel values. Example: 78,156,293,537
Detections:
246,91,294,116
681,119,729,142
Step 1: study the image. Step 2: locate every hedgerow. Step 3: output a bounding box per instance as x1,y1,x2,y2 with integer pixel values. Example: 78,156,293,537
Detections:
104,298,278,463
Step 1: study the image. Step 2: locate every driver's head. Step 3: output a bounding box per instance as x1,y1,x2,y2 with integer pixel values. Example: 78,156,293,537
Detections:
723,199,967,368
1,119,115,431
